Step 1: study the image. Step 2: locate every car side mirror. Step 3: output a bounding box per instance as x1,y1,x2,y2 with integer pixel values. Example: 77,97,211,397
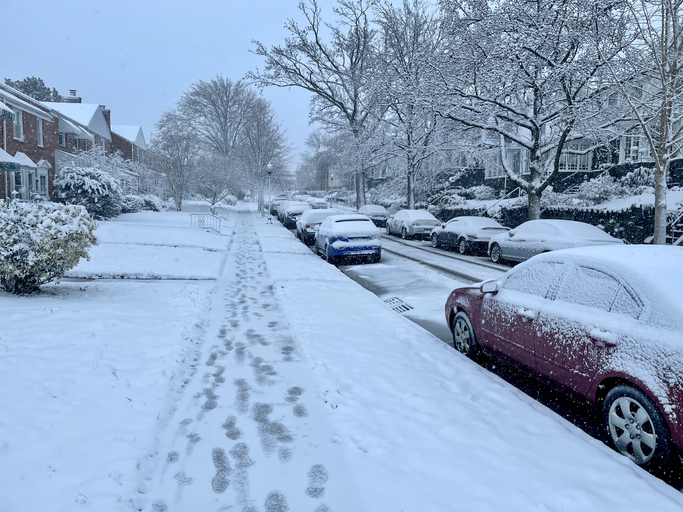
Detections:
442,224,446,229
508,230,515,237
480,279,498,294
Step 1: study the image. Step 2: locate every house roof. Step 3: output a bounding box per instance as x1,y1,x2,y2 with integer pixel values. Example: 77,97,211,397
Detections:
13,152,37,169
0,147,21,170
0,84,53,122
111,125,147,150
41,102,111,141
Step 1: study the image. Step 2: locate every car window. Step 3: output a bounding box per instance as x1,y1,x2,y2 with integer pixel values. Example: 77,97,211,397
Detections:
610,285,643,319
502,261,564,298
555,266,620,312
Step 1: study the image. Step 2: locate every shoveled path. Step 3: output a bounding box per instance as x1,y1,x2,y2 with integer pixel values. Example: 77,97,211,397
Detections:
130,211,362,512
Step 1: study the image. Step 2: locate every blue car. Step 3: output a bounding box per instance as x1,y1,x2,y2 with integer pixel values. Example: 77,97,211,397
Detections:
315,214,382,265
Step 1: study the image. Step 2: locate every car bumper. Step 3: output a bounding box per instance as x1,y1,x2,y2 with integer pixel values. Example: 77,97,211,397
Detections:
328,245,381,257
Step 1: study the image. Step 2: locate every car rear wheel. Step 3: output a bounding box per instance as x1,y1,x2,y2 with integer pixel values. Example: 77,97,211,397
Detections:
401,228,409,240
386,225,391,236
603,384,673,470
490,243,503,264
458,238,468,255
452,311,478,357
431,233,440,248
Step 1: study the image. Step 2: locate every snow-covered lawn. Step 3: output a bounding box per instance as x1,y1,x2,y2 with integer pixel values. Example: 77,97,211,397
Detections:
1,204,683,511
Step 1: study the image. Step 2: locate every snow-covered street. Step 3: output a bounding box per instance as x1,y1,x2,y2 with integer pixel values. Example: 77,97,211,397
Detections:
2,205,683,511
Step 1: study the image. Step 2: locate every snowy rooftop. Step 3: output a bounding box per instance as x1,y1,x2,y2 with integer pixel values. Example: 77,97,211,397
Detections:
42,102,111,141
111,124,147,150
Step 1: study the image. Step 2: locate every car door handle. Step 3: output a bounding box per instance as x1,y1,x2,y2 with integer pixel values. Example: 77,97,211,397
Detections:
589,329,617,347
518,308,537,321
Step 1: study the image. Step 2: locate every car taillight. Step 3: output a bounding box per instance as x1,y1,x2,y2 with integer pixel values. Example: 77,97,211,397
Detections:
412,221,420,226
305,224,310,229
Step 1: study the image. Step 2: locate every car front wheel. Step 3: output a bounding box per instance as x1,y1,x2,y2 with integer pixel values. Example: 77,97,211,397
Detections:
603,384,674,470
490,243,503,264
452,311,478,357
458,238,468,255
386,225,391,235
401,228,409,240
431,233,440,248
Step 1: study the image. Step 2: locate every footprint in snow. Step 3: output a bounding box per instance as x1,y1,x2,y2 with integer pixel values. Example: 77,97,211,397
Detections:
306,464,328,498
265,491,289,512
211,447,231,493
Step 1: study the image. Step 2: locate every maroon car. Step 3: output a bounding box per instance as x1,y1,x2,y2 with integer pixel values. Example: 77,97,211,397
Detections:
445,245,683,471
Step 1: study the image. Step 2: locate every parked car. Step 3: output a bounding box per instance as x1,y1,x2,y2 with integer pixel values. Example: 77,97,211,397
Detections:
386,210,441,240
296,209,339,245
358,205,390,227
315,214,381,264
308,198,329,209
269,196,288,216
277,201,308,223
431,216,510,254
282,202,312,229
445,245,683,471
488,219,624,264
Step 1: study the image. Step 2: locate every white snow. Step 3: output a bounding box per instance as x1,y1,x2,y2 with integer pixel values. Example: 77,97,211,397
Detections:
1,204,683,511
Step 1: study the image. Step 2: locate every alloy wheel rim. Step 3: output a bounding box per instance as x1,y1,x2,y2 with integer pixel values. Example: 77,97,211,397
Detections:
491,245,500,262
453,318,470,353
608,396,656,464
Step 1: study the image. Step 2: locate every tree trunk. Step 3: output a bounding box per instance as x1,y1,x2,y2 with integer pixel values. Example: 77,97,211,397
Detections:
407,173,415,209
528,191,541,220
653,161,668,244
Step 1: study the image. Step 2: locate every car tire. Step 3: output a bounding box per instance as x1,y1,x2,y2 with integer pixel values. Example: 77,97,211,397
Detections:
458,238,468,255
431,233,440,248
490,243,503,264
603,384,674,470
386,225,391,236
325,246,337,265
452,311,478,357
401,228,409,240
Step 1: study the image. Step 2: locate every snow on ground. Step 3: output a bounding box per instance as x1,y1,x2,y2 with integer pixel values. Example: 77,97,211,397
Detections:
1,204,683,511
593,188,683,211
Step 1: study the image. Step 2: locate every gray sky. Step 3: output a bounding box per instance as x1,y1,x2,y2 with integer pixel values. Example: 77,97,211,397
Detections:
4,0,331,168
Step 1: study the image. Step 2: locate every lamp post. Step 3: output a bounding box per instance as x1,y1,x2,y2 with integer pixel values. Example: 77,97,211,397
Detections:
266,163,273,223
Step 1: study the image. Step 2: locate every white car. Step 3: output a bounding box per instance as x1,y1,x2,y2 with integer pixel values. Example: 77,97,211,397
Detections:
358,204,389,227
488,219,624,264
315,214,382,264
386,209,441,240
296,209,339,245
430,216,510,254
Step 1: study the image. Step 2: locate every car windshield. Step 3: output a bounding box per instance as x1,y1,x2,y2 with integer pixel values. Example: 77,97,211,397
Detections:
361,205,387,214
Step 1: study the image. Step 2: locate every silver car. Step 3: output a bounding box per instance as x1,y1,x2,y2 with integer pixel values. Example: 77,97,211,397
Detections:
488,219,624,264
386,209,441,240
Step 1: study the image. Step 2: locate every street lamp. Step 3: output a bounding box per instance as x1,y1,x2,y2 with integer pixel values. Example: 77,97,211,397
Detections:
266,163,273,223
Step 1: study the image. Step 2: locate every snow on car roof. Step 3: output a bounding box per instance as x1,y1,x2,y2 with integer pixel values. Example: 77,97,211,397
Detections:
300,209,338,222
517,219,616,240
325,214,380,235
360,205,388,213
400,209,438,220
536,245,683,327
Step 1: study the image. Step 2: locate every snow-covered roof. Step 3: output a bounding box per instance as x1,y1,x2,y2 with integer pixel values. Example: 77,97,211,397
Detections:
13,152,37,169
0,84,52,121
42,102,111,140
111,125,147,150
0,147,21,169
58,116,94,141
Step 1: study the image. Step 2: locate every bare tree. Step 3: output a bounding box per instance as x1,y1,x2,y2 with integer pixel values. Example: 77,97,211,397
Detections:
194,152,238,208
237,98,290,212
600,0,683,244
250,0,380,207
375,0,445,208
434,0,632,220
148,109,199,211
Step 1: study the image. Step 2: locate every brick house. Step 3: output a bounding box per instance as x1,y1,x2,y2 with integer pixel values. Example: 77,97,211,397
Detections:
111,125,147,163
0,83,58,201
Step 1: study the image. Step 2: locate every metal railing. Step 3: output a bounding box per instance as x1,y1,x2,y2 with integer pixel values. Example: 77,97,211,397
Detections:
667,209,683,246
210,206,229,220
483,187,525,217
190,214,222,233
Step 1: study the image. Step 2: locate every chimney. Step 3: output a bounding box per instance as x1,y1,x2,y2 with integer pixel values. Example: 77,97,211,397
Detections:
100,105,111,131
64,89,82,103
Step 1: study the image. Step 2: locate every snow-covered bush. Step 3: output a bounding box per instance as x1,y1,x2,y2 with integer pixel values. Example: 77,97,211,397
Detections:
622,166,654,194
55,164,123,220
140,194,165,211
121,194,165,213
0,202,97,294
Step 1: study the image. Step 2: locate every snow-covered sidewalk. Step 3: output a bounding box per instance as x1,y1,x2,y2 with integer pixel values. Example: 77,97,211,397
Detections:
1,207,683,511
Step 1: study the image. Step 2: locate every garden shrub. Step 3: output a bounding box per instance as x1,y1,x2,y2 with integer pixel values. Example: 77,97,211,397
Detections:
54,164,123,220
0,202,97,294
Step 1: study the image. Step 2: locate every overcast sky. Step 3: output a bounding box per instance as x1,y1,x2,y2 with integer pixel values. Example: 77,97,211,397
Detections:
4,0,337,169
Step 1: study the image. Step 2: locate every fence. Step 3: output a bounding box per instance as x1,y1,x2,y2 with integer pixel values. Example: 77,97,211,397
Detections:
190,214,222,233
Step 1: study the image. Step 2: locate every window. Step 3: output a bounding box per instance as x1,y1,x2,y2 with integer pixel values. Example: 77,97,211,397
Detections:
559,141,592,171
13,170,22,194
555,266,620,312
624,136,650,162
39,175,47,196
36,118,43,147
59,132,65,146
503,261,564,298
610,286,643,319
13,109,23,140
